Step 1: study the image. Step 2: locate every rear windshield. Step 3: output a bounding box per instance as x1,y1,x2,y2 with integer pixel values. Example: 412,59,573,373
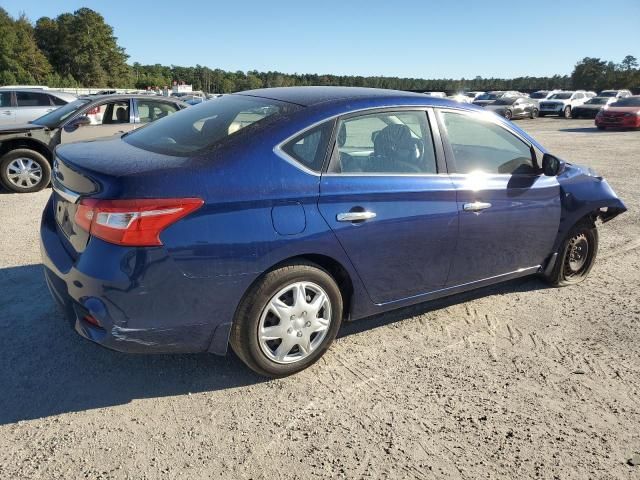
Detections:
598,91,617,97
529,92,548,99
548,93,572,100
493,98,517,105
476,93,499,101
585,97,609,105
611,97,640,107
124,95,300,156
31,99,90,128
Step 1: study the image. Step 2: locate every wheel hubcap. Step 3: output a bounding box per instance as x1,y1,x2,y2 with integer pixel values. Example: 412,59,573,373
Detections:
565,233,589,275
6,158,42,188
258,281,331,364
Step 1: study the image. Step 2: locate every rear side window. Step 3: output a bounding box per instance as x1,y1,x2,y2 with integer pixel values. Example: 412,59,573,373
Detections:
329,111,437,174
16,91,51,107
125,95,301,156
281,122,333,172
440,111,535,175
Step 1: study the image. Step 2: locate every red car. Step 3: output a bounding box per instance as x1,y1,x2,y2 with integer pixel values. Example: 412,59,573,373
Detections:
595,96,640,129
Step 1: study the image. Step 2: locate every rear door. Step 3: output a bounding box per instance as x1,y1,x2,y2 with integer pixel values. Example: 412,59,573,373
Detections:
60,99,135,144
14,91,55,123
317,109,458,304
0,91,16,124
436,109,561,286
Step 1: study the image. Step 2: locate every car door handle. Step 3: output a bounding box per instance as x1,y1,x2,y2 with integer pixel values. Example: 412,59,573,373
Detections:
463,202,492,212
336,211,376,222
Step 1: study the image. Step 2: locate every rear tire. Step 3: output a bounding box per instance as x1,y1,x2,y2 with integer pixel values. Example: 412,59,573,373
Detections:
543,221,598,287
563,106,572,119
530,108,539,119
230,261,343,377
504,110,513,120
0,149,51,193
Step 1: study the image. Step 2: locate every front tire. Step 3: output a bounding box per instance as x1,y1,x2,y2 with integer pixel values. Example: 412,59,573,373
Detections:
530,108,539,119
230,261,343,377
0,149,51,193
504,110,513,120
544,221,598,287
563,106,572,119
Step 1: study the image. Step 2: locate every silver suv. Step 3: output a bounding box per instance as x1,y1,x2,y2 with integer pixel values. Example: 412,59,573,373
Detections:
0,88,77,125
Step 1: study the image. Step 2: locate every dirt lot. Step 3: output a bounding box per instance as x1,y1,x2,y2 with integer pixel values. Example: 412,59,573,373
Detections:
0,118,639,479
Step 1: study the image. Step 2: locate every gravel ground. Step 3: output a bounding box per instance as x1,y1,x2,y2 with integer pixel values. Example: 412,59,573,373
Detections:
0,118,639,479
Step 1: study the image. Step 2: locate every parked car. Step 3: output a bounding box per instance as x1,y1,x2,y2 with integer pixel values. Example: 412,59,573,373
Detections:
472,91,521,107
571,97,617,119
529,90,561,102
538,91,590,118
40,87,626,377
484,96,539,119
463,91,484,101
0,88,76,125
595,96,640,129
0,95,186,193
597,89,632,99
420,91,446,97
446,93,472,103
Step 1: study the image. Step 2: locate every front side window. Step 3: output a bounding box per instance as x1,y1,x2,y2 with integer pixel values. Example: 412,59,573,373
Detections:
137,100,180,124
329,111,437,174
281,122,333,172
84,101,130,125
16,91,51,107
440,111,535,175
125,94,300,156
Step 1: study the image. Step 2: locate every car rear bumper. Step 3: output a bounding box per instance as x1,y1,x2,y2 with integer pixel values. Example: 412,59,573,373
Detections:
40,195,238,355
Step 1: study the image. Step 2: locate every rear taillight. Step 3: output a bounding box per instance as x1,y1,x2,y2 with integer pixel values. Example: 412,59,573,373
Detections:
74,198,203,246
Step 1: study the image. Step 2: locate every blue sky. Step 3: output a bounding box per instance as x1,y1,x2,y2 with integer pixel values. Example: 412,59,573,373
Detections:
4,0,640,79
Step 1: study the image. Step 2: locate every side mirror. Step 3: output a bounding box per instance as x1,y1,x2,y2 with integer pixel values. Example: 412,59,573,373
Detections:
64,116,91,132
541,153,564,176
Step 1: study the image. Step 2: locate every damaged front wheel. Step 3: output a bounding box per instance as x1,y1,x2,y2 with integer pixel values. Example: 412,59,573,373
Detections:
544,221,598,287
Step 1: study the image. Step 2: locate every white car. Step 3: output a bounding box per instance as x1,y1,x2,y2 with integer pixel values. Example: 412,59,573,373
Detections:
0,88,76,125
598,89,632,99
446,93,472,103
529,90,562,102
421,91,446,98
538,90,590,118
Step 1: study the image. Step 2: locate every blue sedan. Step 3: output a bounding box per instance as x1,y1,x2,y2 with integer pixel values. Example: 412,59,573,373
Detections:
41,87,626,376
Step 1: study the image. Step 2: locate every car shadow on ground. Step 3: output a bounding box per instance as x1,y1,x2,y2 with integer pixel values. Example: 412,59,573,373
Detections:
0,263,549,425
339,275,549,338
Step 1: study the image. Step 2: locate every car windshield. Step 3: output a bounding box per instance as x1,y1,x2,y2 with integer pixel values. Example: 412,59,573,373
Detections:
31,99,91,128
493,98,517,105
611,97,640,107
529,92,548,99
549,93,572,100
124,94,300,156
585,98,609,105
598,91,617,97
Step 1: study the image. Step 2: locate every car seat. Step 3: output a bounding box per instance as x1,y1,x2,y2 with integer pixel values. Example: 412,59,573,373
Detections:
371,124,424,173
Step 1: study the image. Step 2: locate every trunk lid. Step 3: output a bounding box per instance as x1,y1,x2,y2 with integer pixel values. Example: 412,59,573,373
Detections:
52,137,197,255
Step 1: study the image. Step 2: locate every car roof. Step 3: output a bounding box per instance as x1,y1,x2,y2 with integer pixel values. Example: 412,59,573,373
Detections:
236,86,431,107
81,94,185,103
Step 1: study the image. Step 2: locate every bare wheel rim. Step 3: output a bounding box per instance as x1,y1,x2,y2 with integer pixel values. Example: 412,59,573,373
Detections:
564,233,589,277
258,281,332,364
6,157,42,188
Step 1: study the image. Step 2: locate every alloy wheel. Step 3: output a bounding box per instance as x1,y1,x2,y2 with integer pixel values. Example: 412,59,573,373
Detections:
257,281,332,364
6,157,43,189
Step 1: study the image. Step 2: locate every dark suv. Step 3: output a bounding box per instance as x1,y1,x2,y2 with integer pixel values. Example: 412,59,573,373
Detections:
0,95,186,193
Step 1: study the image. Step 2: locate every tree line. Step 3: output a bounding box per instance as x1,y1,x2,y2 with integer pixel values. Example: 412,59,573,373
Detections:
1,7,638,94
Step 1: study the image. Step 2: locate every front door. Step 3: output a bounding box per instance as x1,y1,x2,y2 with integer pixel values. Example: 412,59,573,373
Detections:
437,109,561,286
61,100,135,144
317,109,458,304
